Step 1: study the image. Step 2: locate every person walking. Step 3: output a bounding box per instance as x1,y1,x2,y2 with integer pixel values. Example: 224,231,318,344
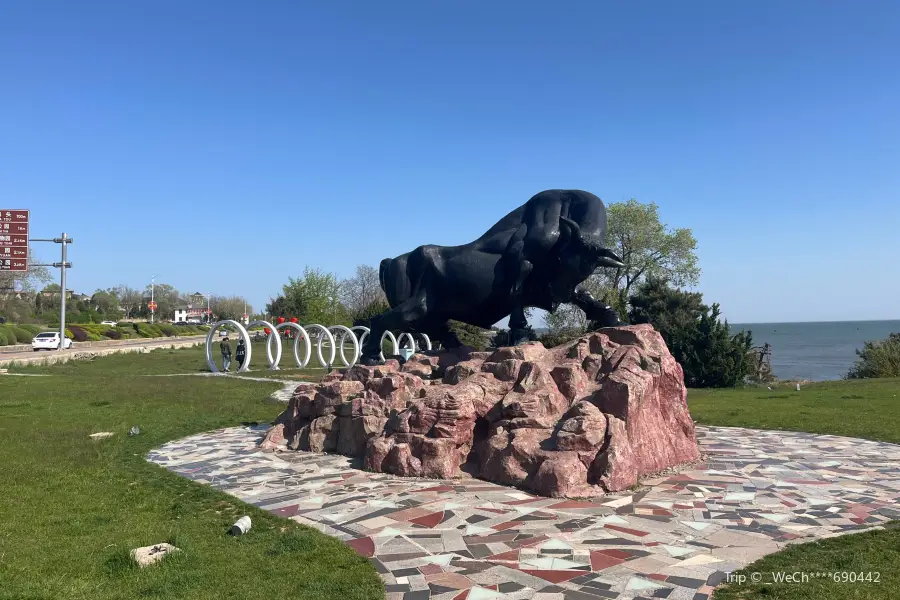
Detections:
235,338,246,370
221,336,233,372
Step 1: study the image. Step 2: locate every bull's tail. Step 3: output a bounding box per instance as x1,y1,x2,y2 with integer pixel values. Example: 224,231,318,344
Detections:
380,255,413,308
379,257,398,308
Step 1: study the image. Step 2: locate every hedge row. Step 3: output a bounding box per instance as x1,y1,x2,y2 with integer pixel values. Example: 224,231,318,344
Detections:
0,323,210,346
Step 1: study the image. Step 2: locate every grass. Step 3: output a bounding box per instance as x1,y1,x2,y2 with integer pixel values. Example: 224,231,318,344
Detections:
4,343,899,600
686,379,900,600
688,377,900,444
0,345,383,600
712,524,900,600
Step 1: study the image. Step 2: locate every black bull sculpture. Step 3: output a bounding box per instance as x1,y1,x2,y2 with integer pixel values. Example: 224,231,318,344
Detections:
360,189,625,365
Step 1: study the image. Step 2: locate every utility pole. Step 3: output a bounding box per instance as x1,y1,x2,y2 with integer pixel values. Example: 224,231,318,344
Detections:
150,275,156,323
30,233,73,352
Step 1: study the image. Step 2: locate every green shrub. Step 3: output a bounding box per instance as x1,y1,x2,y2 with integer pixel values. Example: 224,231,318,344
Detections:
159,324,177,337
134,323,163,338
628,278,753,388
103,329,122,340
19,324,42,335
67,325,89,342
117,322,135,330
846,333,900,379
0,331,8,346
9,326,33,343
538,328,583,348
0,326,18,345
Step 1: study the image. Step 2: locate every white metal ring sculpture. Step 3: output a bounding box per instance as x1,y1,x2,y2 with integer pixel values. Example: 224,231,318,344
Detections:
247,320,281,370
207,321,434,372
329,325,360,367
205,319,252,373
268,322,311,368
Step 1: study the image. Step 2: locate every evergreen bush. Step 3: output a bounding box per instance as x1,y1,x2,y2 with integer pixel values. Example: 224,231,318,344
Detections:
628,278,753,387
846,333,900,379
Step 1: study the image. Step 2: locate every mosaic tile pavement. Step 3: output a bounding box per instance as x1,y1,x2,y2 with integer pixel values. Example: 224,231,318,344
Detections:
148,426,900,600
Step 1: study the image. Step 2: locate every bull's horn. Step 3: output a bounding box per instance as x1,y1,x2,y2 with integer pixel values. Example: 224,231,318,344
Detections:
559,216,581,235
596,247,625,268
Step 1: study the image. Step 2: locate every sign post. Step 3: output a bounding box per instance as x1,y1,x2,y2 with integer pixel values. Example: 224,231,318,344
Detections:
26,221,74,351
148,300,158,320
0,210,29,273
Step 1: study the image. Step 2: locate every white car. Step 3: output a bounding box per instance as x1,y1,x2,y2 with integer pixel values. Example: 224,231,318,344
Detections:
100,321,117,326
32,332,73,351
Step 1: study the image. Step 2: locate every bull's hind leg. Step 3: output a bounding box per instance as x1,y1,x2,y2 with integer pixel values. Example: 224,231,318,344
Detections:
428,320,462,350
360,293,429,365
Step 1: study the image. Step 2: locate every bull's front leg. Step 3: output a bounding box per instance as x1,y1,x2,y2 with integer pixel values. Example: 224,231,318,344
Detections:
508,259,533,346
570,287,623,327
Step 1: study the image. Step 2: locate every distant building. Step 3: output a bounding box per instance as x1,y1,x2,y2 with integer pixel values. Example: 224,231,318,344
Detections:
174,306,208,323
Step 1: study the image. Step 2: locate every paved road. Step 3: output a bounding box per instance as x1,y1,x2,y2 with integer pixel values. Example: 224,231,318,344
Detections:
0,335,206,364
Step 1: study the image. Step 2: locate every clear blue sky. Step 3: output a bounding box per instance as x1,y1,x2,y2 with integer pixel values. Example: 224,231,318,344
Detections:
2,1,898,324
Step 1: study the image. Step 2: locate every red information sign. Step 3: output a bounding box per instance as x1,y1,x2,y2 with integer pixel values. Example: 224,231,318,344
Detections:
148,301,158,311
0,209,28,272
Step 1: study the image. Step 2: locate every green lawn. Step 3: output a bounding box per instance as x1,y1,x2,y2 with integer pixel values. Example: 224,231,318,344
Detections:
0,347,383,600
687,379,900,600
688,377,900,444
3,344,899,600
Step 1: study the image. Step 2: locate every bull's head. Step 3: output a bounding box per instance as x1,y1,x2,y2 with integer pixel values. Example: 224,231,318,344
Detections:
559,216,625,269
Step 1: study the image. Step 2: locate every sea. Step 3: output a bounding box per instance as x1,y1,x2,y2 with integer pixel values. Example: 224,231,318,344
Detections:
730,320,900,382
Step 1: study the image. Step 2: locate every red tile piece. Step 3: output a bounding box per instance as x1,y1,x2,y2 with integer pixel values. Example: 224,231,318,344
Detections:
410,511,445,528
604,524,649,537
590,551,625,571
345,536,375,558
491,520,524,531
649,573,669,582
520,569,584,583
597,549,632,560
486,549,520,562
418,563,443,575
452,591,470,600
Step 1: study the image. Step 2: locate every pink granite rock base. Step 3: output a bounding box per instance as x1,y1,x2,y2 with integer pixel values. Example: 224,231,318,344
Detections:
261,324,700,496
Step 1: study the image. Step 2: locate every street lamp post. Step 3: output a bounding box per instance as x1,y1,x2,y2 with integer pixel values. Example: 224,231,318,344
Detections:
150,275,156,323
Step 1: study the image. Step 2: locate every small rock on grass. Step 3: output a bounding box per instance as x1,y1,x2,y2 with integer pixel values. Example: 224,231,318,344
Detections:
131,543,180,568
89,432,115,440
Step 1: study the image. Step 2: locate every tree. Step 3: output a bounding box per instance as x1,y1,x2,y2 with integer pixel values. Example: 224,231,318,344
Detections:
546,198,700,333
211,295,252,321
846,333,900,379
352,298,391,329
341,264,387,317
279,267,349,325
627,277,706,362
449,321,492,350
91,290,119,315
0,245,52,294
266,294,305,319
110,285,143,318
628,278,753,387
141,283,180,320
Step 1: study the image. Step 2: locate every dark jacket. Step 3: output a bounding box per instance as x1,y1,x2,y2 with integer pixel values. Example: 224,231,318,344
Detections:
221,340,232,357
235,342,246,361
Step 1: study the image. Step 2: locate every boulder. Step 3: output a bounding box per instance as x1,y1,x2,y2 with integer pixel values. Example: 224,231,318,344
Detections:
264,324,700,496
